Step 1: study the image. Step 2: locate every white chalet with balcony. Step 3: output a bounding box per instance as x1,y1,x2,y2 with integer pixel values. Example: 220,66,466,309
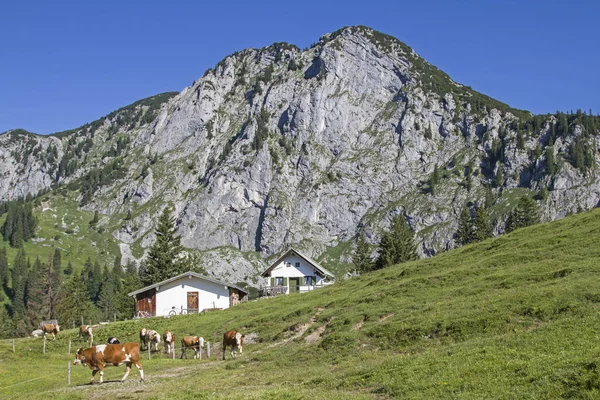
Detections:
260,248,335,296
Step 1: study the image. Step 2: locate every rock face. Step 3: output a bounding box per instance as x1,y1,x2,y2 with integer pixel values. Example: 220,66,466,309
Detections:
1,26,600,282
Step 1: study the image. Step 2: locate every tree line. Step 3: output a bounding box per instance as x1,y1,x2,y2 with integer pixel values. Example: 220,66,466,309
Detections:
0,246,142,339
352,196,541,273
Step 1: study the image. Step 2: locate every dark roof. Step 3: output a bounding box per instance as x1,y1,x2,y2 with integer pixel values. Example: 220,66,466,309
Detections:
261,248,335,278
128,271,248,297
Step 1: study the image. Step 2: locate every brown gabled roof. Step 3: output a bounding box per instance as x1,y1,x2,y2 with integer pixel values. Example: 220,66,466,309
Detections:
261,248,335,279
128,271,248,297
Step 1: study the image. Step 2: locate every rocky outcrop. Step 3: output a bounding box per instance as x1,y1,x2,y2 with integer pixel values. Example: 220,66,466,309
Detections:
2,27,599,282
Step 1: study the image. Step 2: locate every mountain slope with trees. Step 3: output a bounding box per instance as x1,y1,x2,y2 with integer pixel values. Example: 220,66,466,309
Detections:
0,26,600,305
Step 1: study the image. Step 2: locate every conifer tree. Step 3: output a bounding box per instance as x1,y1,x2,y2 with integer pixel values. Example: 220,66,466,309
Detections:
11,249,29,316
545,147,556,175
0,247,8,289
374,215,418,270
56,274,98,326
506,196,540,232
25,257,47,328
456,206,474,246
51,248,62,297
64,260,73,276
352,230,372,273
473,206,492,242
495,168,504,188
142,206,184,285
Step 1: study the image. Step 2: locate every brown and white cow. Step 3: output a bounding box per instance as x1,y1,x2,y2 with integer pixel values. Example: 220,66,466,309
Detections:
180,335,204,359
78,325,93,347
41,323,60,340
163,330,175,355
145,329,161,352
222,329,244,360
73,342,144,384
139,328,148,350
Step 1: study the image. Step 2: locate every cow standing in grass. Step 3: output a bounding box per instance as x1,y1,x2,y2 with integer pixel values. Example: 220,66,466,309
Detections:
79,325,93,347
73,343,144,384
222,330,244,360
180,335,204,359
146,329,161,352
163,330,175,356
41,323,60,340
139,328,148,350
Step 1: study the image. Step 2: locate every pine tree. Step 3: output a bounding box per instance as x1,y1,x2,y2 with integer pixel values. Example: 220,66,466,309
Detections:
82,257,102,303
456,206,474,246
25,257,47,328
516,130,525,150
11,249,29,317
473,206,492,242
506,196,540,232
352,231,372,273
56,274,99,327
117,261,141,319
374,215,418,270
143,206,184,285
51,248,62,294
545,147,556,175
64,260,73,276
0,247,8,289
495,168,504,188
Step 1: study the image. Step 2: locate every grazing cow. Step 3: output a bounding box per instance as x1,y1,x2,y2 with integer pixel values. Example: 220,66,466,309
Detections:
73,342,144,384
41,323,60,340
163,331,175,355
180,335,204,359
79,325,94,347
139,328,148,350
108,336,120,344
146,329,161,352
222,329,244,360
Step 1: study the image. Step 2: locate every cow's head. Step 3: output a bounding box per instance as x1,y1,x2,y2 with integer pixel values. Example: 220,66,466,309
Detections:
236,332,245,353
140,328,147,337
55,324,60,333
165,331,172,343
73,348,86,365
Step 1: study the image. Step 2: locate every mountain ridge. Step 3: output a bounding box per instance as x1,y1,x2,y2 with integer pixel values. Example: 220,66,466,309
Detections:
1,25,599,285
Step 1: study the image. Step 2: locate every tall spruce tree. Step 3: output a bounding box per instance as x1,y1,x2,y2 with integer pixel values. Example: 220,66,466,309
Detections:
56,274,99,327
374,215,418,270
11,249,29,317
352,230,372,273
25,257,47,328
456,206,474,246
473,206,492,242
142,206,184,285
0,247,8,290
506,196,540,232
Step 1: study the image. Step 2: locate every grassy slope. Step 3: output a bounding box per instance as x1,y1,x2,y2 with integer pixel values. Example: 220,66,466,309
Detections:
2,209,600,399
0,192,120,274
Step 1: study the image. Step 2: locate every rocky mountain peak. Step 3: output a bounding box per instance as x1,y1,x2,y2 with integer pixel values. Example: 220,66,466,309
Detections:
1,26,599,286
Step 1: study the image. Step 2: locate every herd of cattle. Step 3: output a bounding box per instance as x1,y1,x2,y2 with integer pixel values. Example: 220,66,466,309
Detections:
40,322,246,384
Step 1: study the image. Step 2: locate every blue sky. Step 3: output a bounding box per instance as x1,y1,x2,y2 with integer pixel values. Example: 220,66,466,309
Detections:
1,0,599,134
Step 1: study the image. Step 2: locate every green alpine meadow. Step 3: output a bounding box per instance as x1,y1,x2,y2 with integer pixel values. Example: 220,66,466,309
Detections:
2,208,600,399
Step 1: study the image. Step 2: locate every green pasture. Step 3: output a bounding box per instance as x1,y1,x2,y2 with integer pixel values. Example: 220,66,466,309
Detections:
2,208,600,398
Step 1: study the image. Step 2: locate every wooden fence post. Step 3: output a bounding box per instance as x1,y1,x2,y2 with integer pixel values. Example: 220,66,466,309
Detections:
43,336,46,354
147,345,151,360
206,341,210,359
68,362,71,385
12,339,15,353
81,316,83,326
68,340,71,354
114,313,116,323
172,344,175,360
